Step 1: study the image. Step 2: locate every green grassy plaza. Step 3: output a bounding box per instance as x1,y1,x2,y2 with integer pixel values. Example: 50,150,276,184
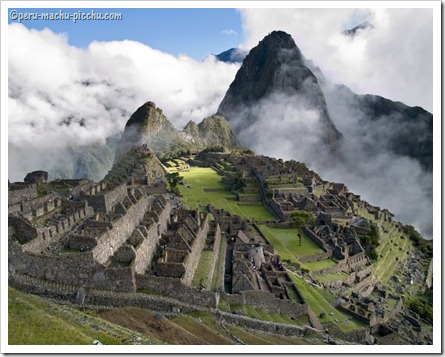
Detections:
178,166,276,221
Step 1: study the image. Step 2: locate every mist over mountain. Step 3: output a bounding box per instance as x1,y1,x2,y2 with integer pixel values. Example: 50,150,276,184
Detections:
8,23,239,183
218,31,342,149
216,30,433,238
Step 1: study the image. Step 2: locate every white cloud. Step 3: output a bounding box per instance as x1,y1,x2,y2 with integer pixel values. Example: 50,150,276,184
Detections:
240,8,433,112
8,23,239,181
221,29,238,36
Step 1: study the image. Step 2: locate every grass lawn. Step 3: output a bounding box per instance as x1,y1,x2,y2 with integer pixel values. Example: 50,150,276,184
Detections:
315,271,349,283
8,288,158,345
288,274,367,333
211,237,226,291
191,250,214,288
178,167,275,221
373,221,412,283
258,225,324,261
301,259,338,272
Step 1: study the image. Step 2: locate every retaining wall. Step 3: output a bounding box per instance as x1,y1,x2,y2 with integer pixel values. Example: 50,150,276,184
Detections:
93,195,150,264
9,241,135,292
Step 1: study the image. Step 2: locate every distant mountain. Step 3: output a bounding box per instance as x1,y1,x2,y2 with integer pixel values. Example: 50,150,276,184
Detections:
217,30,342,146
113,101,240,164
342,21,374,37
182,115,240,149
215,48,248,63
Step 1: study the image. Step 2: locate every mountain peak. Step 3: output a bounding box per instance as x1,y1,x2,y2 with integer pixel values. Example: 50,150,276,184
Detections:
217,30,341,144
125,101,171,132
114,101,177,163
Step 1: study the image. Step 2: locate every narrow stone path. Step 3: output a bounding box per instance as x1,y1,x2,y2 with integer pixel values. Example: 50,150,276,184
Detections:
306,306,324,331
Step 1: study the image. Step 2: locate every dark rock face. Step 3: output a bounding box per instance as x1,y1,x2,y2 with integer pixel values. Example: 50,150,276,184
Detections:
24,171,48,184
217,30,341,145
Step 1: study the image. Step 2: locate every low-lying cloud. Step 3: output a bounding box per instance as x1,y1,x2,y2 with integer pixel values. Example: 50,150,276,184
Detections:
231,78,433,238
8,23,239,181
240,8,433,112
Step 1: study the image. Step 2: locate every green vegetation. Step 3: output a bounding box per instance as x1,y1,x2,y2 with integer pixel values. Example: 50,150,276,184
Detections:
288,274,367,333
36,182,70,197
258,225,323,260
291,210,316,246
210,237,226,291
178,167,275,220
8,287,156,345
373,221,412,283
358,222,380,260
406,290,433,322
402,225,432,258
191,250,214,288
302,259,337,272
165,172,184,195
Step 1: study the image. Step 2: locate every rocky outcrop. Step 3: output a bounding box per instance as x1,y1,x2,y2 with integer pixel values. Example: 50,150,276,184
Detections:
24,171,48,184
182,115,240,149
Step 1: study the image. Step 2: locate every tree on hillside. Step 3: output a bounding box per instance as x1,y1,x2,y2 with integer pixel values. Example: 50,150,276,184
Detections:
291,210,316,245
166,172,184,196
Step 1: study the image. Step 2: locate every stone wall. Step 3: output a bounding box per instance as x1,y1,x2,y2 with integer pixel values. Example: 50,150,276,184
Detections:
8,242,135,292
92,195,150,264
24,205,95,254
136,274,217,308
8,216,37,243
313,259,346,276
303,227,331,252
206,223,222,288
371,325,400,345
181,214,209,285
8,184,37,205
81,183,127,213
337,304,371,325
298,251,333,263
156,262,185,278
132,223,159,274
238,194,262,202
267,199,286,220
221,312,307,337
220,290,307,318
347,252,367,271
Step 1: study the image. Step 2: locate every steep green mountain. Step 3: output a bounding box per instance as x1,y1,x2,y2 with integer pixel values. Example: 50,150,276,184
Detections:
114,102,240,163
113,101,184,164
